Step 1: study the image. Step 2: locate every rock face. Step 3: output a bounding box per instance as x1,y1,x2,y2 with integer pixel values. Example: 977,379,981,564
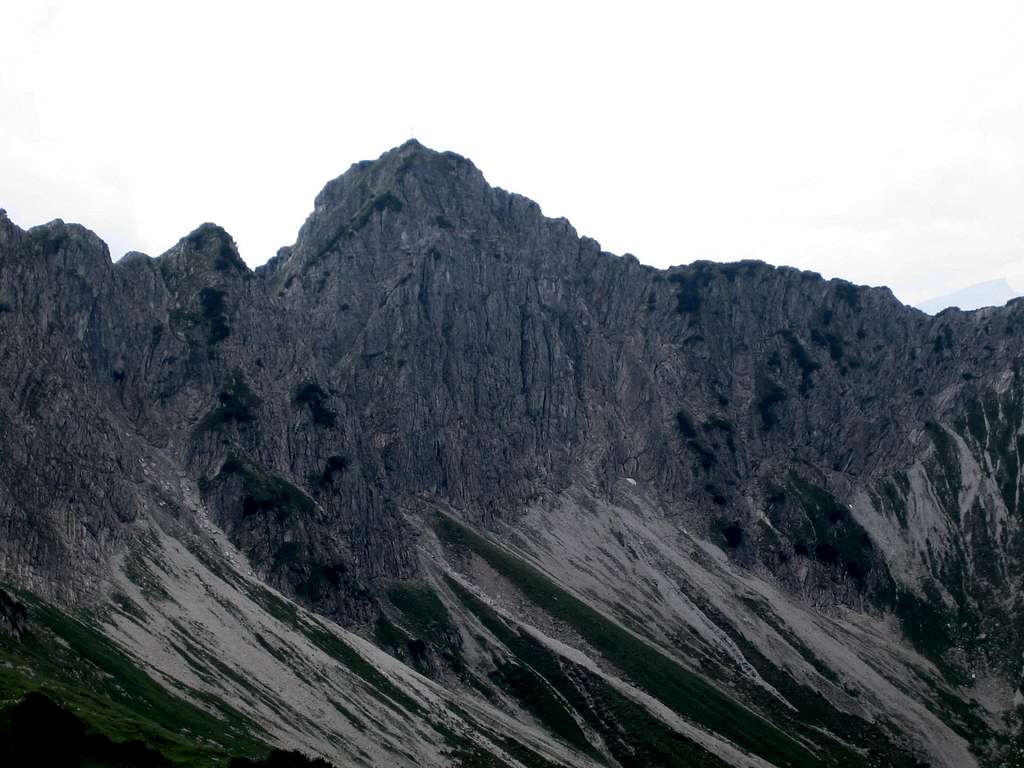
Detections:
1,142,1023,767
0,589,26,637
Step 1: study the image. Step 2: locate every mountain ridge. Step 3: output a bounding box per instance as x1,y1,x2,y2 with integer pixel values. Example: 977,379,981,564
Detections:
1,141,1022,767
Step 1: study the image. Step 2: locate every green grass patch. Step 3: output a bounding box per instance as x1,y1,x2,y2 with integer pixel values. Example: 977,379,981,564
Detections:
781,330,820,394
287,612,423,718
924,422,962,518
0,691,171,767
242,583,423,718
216,456,314,521
756,375,788,431
373,615,409,652
490,660,598,759
689,593,927,767
294,383,337,428
434,517,814,767
199,287,230,346
0,592,268,766
387,582,455,639
787,475,877,585
676,409,717,470
184,224,243,273
123,550,174,602
894,582,957,673
199,375,261,432
311,455,348,488
668,270,710,314
446,576,727,768
348,190,404,235
299,620,423,716
955,389,1024,517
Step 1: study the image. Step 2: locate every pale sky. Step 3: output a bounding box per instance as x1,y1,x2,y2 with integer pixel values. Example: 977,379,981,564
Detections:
2,1,1023,305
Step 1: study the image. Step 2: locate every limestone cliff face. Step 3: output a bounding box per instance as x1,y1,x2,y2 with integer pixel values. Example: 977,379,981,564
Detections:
1,142,1022,767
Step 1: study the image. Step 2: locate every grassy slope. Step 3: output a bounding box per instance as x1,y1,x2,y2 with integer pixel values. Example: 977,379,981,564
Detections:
0,595,270,766
435,514,824,768
445,575,731,768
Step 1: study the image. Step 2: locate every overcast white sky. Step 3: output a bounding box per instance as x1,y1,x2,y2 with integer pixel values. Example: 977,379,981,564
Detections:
2,1,1023,304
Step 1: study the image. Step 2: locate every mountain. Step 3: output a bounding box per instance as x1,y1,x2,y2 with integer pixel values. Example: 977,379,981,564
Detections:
916,277,1023,315
1,140,1022,768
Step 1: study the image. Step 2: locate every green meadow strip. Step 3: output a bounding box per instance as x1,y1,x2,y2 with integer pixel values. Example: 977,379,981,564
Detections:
435,515,817,767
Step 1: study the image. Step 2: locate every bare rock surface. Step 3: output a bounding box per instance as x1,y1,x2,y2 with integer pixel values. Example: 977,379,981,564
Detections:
1,143,1023,766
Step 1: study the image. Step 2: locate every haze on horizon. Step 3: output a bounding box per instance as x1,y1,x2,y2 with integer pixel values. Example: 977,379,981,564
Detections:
2,1,1023,306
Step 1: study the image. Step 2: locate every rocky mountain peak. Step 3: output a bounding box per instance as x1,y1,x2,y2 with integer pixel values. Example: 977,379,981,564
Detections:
0,208,20,249
25,219,111,271
268,142,496,281
1,144,1023,768
307,139,476,216
158,223,247,277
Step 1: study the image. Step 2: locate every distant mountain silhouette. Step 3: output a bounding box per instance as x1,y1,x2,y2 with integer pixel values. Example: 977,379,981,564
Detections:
916,276,1022,314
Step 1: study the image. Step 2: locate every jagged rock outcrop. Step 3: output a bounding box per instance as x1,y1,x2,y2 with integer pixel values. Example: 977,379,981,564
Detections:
1,142,1023,767
0,589,26,637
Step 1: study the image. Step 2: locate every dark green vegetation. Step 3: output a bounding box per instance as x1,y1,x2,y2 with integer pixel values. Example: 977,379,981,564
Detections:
675,408,698,439
185,224,243,273
489,661,597,760
384,582,471,674
312,455,349,487
955,387,1024,516
785,475,879,585
373,614,409,652
894,582,957,666
294,382,337,428
906,395,1024,700
242,583,424,718
436,721,564,768
810,327,845,364
1,691,170,767
689,593,930,768
833,281,860,308
446,576,726,768
676,408,717,470
702,416,736,453
781,330,821,395
932,325,955,355
722,521,744,548
756,375,788,430
435,515,816,767
348,190,404,235
9,141,1024,768
871,474,911,529
199,374,261,431
924,421,963,518
11,561,538,768
200,287,231,345
387,582,455,639
216,456,315,521
312,184,404,257
28,226,68,256
668,269,709,314
666,262,765,316
0,590,273,766
0,690,336,768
